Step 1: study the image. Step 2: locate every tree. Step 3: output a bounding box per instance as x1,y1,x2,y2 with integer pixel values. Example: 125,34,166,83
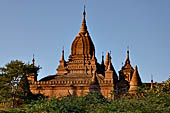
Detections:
0,60,40,108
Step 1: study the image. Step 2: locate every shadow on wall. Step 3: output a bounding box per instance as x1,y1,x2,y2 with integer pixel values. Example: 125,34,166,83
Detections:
68,85,86,96
89,77,101,94
67,82,101,97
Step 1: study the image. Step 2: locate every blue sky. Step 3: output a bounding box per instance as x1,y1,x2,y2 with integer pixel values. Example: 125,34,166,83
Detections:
0,0,170,83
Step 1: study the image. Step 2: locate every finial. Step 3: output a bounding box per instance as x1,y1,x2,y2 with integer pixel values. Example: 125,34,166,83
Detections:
61,47,64,61
125,47,130,65
127,46,129,58
107,57,112,71
83,5,86,15
32,54,35,66
80,5,87,33
106,52,110,61
101,52,104,65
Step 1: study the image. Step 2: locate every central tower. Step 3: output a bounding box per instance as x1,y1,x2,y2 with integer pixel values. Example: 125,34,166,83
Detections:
57,7,97,75
70,7,95,60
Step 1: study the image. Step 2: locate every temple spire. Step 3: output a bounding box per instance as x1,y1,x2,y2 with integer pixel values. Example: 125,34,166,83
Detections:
83,5,86,16
58,47,66,69
105,52,109,65
126,48,130,64
130,65,142,86
61,47,65,61
122,47,133,70
101,52,104,65
80,5,87,33
104,52,110,70
32,54,35,67
107,56,112,71
129,65,142,93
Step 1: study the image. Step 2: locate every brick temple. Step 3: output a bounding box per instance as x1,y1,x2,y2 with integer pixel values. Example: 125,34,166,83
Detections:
28,8,142,98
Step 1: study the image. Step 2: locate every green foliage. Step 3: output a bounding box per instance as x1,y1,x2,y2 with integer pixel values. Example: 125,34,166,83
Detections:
22,78,170,113
2,77,170,113
0,60,41,109
1,60,170,113
24,92,107,113
22,90,170,113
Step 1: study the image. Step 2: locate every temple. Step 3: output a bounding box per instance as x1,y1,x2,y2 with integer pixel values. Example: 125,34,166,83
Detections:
28,8,142,98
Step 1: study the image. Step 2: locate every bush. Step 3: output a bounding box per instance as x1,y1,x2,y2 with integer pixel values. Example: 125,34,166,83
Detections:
2,78,170,113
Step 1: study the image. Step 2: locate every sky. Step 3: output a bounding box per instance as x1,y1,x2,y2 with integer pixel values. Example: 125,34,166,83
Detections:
0,0,170,83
